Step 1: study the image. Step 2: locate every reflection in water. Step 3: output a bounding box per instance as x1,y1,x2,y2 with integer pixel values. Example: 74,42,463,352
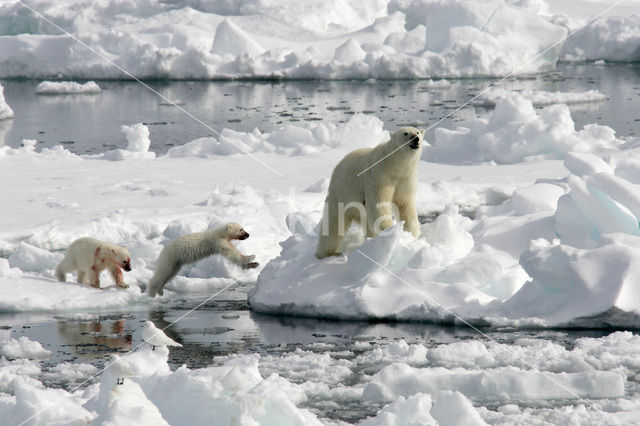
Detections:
0,118,10,146
56,318,132,359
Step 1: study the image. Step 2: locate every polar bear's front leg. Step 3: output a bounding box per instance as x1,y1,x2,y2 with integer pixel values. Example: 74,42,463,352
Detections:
109,265,129,289
367,184,396,235
90,266,102,288
217,240,259,269
397,199,420,238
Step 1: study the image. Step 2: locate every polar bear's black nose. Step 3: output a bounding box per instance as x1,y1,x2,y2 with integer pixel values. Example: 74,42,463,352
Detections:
238,230,250,240
123,261,132,271
409,135,420,149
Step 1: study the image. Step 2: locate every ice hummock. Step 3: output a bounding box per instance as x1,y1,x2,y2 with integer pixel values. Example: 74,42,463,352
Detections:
427,94,621,164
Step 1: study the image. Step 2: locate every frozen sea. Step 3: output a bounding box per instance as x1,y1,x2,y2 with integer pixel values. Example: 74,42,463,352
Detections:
3,62,640,424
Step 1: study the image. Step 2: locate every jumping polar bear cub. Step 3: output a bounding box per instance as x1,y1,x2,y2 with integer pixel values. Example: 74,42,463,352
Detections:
316,126,425,259
147,222,259,297
55,237,132,289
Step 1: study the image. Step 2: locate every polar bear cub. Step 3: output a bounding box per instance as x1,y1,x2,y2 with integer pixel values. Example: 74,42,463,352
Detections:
55,237,132,289
316,127,425,259
146,222,259,297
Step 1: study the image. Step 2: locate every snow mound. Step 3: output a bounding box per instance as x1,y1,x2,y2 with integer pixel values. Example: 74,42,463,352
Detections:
101,123,156,160
0,82,13,120
211,19,264,57
167,114,387,157
474,88,607,107
249,206,492,321
0,336,51,360
34,81,101,95
428,94,621,164
561,15,640,62
333,38,366,63
250,149,640,328
361,390,487,426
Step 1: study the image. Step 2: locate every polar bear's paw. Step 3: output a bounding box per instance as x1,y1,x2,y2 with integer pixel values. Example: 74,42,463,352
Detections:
241,255,259,269
117,282,130,289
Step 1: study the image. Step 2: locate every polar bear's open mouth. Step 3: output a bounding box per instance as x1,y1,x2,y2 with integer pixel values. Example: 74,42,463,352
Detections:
409,136,420,149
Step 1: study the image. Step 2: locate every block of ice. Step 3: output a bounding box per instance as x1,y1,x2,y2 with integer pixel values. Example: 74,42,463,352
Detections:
0,83,13,120
363,362,625,403
34,81,101,95
503,236,640,325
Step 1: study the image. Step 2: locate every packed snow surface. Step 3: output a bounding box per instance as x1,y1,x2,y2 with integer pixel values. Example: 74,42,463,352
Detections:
0,0,637,79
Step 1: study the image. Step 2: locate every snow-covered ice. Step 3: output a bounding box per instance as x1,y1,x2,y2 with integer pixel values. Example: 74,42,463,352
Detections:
0,82,13,120
34,81,101,95
0,0,636,80
474,88,607,107
427,94,620,164
1,96,639,325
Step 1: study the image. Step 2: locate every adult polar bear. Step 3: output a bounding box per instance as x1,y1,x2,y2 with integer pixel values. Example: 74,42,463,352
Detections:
316,127,425,259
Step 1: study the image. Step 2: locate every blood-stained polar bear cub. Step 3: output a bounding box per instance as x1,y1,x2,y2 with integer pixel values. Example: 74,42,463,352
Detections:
55,238,132,289
146,222,259,297
316,127,425,259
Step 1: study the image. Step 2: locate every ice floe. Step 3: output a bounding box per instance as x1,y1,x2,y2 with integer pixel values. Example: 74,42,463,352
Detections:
34,80,101,95
0,82,13,120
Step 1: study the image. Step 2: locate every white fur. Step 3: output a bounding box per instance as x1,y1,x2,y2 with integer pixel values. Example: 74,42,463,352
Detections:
55,237,132,289
146,222,258,297
316,127,424,258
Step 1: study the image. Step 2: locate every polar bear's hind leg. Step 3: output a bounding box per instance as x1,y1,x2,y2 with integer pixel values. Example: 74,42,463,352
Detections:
147,260,182,297
316,199,343,259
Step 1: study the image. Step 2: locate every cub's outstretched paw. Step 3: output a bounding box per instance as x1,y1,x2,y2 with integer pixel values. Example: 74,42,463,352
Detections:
243,261,259,269
117,283,129,289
